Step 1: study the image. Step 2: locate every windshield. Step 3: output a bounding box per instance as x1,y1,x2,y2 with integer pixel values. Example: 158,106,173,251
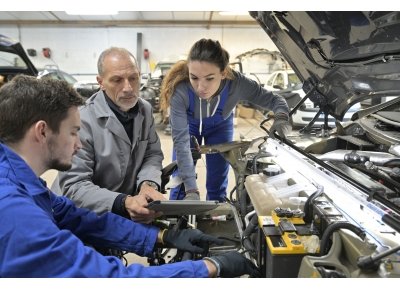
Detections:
0,51,27,69
59,71,77,85
288,73,301,88
39,70,77,85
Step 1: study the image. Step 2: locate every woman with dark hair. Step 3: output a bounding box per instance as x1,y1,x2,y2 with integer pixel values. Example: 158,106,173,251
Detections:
161,38,290,201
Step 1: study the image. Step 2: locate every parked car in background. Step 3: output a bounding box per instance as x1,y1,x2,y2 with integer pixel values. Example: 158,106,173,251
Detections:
140,61,175,113
264,69,305,109
265,69,359,129
0,35,99,100
0,34,37,86
265,70,303,95
151,61,175,80
38,65,77,85
234,48,289,85
73,81,100,100
38,65,99,99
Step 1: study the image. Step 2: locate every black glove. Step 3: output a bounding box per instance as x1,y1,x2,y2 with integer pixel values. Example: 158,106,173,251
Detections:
269,113,291,139
191,150,202,161
205,252,261,278
163,228,223,253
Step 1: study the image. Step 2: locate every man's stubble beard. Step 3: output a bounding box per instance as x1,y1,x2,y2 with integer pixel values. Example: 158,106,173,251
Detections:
46,136,73,172
48,158,72,172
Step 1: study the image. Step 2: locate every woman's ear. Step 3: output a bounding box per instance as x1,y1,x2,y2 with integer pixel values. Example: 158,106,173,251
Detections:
221,69,227,79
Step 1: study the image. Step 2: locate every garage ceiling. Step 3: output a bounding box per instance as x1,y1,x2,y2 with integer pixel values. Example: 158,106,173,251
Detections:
0,11,257,28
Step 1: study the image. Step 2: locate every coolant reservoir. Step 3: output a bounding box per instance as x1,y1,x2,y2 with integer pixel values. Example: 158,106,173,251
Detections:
245,174,282,216
245,171,310,216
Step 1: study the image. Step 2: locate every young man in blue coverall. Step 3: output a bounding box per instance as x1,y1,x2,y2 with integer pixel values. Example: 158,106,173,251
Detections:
0,75,259,278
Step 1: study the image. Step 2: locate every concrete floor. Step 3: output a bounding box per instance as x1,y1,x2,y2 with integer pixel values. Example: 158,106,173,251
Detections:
41,111,268,266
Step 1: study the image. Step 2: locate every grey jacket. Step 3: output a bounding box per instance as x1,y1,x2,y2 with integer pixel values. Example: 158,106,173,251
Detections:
170,70,289,191
51,91,163,214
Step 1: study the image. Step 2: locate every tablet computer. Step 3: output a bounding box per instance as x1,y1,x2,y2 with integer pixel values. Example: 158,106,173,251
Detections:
147,200,219,216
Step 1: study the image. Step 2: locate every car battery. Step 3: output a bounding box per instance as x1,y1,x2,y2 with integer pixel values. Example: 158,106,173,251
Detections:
257,211,316,277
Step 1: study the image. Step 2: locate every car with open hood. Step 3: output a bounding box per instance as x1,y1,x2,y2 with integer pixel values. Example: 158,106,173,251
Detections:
0,34,38,85
140,61,175,113
0,34,98,99
38,65,78,85
230,11,400,278
38,65,99,99
0,34,100,99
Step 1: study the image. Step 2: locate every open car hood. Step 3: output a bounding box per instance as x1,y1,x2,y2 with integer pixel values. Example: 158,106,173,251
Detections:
250,11,400,120
0,34,38,76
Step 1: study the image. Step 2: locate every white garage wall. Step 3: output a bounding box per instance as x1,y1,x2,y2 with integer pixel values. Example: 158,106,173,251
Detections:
1,25,277,82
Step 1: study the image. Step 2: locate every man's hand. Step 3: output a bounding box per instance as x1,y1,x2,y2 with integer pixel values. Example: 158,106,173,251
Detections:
269,112,291,139
162,228,223,253
204,252,261,278
125,194,163,223
138,182,165,202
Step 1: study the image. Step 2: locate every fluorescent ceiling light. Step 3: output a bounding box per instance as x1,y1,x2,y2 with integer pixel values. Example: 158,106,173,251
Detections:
66,10,119,16
219,11,249,16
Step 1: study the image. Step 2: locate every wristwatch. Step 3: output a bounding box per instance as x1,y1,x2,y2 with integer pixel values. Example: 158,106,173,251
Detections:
142,180,159,190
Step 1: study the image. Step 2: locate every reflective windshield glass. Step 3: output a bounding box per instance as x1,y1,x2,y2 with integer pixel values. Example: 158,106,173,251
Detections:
0,51,27,69
288,73,301,88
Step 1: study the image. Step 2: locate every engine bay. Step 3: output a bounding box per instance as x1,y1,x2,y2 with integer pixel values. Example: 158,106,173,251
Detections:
153,98,400,278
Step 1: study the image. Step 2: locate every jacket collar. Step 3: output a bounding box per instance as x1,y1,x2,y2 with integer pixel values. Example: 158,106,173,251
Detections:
87,90,144,146
0,143,48,196
89,90,143,119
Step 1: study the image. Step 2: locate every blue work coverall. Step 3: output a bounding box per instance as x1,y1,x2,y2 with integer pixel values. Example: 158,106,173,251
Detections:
170,81,233,201
0,143,208,277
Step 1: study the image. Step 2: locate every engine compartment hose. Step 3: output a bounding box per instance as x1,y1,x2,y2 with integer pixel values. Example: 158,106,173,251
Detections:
252,153,271,174
242,214,259,254
303,185,324,223
319,222,365,256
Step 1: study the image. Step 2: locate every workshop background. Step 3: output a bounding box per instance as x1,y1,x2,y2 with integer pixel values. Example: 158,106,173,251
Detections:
0,10,278,191
0,11,277,82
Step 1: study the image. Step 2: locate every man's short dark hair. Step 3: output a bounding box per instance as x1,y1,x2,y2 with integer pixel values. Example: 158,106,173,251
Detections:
0,74,85,143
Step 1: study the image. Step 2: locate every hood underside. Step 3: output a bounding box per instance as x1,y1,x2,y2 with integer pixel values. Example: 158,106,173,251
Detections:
250,11,400,119
0,34,38,76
